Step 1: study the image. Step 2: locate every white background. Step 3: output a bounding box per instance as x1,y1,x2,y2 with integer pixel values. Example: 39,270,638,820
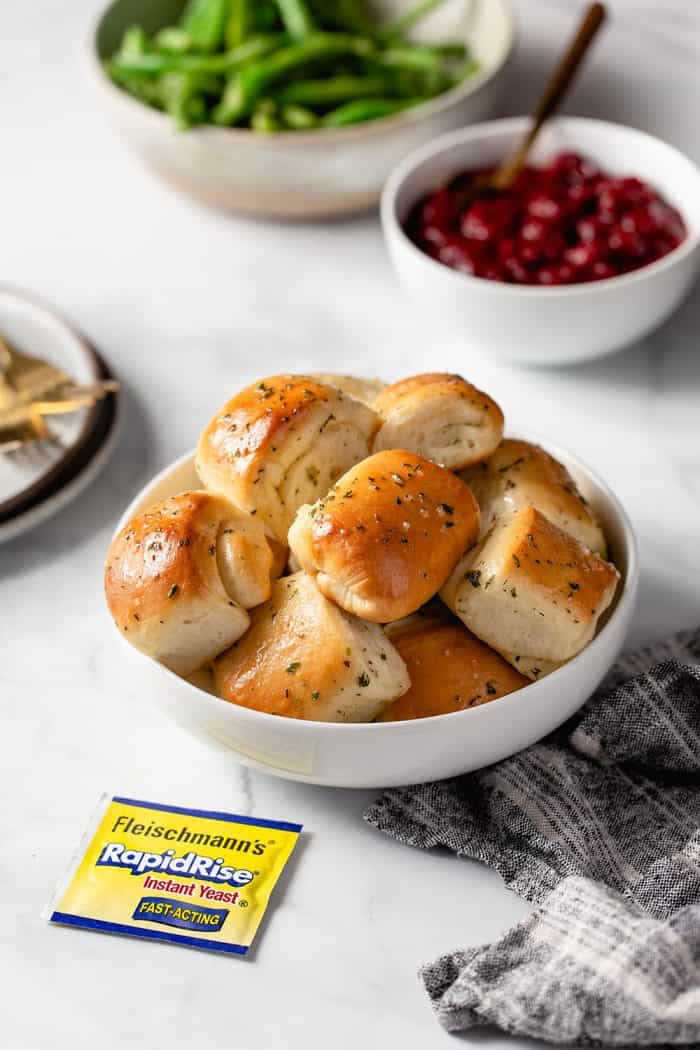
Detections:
2,1,700,1047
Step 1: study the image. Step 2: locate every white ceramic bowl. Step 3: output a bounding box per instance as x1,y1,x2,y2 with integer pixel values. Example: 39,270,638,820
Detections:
110,435,638,788
382,117,700,364
88,0,515,218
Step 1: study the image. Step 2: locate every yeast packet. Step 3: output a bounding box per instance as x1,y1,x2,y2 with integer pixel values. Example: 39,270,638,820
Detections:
48,795,301,955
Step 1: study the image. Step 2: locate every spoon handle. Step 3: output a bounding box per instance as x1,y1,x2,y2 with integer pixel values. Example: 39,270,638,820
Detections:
492,2,606,189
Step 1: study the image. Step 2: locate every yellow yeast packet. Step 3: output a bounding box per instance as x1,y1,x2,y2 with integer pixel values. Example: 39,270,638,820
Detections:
49,796,301,955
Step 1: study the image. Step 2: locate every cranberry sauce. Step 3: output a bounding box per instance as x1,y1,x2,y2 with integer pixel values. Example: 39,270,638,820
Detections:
406,152,686,286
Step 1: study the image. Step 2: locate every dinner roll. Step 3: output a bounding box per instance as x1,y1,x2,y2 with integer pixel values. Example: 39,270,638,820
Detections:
213,573,410,722
288,449,480,623
372,373,504,469
312,373,386,406
105,491,275,676
441,505,620,679
196,375,379,544
462,438,607,555
378,615,528,721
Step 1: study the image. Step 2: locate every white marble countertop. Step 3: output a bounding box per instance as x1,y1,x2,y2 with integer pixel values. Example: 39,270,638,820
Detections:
2,1,700,1047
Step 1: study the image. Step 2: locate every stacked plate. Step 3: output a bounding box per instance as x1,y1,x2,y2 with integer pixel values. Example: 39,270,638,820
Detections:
0,287,121,542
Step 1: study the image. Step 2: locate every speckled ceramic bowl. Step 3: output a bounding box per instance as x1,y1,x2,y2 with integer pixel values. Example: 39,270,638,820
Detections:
87,0,515,218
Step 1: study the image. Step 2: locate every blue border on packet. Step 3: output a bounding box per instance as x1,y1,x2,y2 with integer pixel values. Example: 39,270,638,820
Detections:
50,912,249,954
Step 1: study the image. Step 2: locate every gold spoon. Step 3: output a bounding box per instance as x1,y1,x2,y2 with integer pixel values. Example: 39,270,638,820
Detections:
460,2,606,207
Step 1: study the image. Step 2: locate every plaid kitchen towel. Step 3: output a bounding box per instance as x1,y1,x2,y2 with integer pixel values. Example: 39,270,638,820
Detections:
364,628,700,1045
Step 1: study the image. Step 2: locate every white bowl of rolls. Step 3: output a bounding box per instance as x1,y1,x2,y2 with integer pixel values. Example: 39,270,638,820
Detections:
105,372,638,787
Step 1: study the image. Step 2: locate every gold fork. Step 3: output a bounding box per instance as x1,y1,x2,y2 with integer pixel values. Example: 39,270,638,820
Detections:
0,335,119,454
0,413,53,455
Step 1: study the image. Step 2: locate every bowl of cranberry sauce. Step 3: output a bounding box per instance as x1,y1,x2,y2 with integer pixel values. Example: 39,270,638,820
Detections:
382,117,700,364
407,152,687,286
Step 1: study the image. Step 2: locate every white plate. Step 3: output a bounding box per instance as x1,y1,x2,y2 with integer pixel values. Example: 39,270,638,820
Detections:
0,400,121,543
108,436,639,788
0,287,121,542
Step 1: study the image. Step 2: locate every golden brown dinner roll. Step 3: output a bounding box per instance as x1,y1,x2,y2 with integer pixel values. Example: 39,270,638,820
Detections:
462,438,607,555
441,505,620,679
312,373,386,406
378,615,528,721
195,375,379,544
213,573,410,722
288,450,481,623
372,373,504,470
105,491,275,676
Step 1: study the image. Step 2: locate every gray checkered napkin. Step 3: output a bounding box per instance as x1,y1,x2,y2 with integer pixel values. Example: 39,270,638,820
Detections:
364,629,700,1045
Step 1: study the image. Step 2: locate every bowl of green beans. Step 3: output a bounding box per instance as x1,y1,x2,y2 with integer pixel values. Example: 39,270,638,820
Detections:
89,0,515,217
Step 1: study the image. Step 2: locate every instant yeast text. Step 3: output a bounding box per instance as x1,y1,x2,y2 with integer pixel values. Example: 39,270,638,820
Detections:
49,796,302,955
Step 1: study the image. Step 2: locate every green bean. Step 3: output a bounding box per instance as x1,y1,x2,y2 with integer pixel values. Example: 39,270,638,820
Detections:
224,0,251,48
274,0,316,41
119,26,149,58
108,0,478,133
252,112,281,130
384,66,451,98
211,77,245,123
179,0,229,53
213,32,375,124
110,34,284,78
373,45,447,73
274,73,388,106
415,67,455,96
308,0,373,34
429,42,468,59
111,53,178,76
377,0,445,43
280,103,318,128
154,27,193,54
251,0,282,32
255,98,278,116
320,96,420,126
251,99,282,131
109,67,165,108
159,71,218,128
